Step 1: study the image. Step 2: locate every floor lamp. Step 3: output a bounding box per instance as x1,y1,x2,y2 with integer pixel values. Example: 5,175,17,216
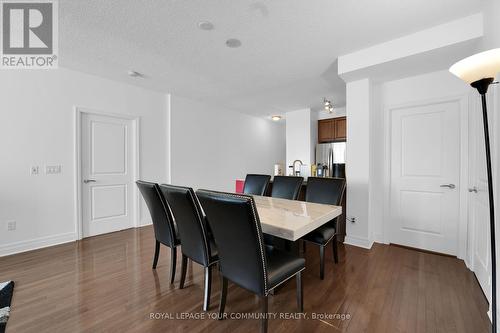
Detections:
450,48,500,333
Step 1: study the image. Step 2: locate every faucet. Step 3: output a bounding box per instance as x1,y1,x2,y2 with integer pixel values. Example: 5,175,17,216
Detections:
292,160,303,176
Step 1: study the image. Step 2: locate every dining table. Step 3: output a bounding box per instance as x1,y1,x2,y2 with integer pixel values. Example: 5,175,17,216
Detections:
252,195,342,242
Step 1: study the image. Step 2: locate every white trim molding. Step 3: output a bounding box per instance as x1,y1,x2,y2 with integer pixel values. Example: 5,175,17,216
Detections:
0,232,76,257
344,235,374,249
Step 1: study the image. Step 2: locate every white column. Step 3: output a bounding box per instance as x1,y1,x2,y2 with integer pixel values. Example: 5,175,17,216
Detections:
345,78,373,248
285,108,313,175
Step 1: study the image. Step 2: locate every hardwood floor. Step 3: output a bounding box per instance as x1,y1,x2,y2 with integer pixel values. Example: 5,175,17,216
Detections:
0,226,490,332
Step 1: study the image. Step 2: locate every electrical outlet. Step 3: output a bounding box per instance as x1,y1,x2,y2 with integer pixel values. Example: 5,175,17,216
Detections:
7,220,16,231
347,216,356,223
30,166,39,175
45,165,62,174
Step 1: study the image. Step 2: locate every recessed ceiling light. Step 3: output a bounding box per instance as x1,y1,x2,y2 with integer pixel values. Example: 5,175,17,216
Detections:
127,70,144,78
271,115,282,121
226,38,242,48
198,21,214,31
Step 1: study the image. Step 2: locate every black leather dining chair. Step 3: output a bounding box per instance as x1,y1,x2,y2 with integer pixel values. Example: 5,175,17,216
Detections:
243,174,271,196
300,177,345,280
159,184,218,311
136,181,180,284
197,189,305,333
271,176,304,200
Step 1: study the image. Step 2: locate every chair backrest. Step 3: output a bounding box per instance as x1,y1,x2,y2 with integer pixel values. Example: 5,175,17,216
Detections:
271,176,304,200
136,181,178,247
159,184,213,266
305,177,346,205
196,190,268,296
243,174,271,196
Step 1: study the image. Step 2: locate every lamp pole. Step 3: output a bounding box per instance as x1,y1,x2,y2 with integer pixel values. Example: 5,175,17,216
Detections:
471,77,497,333
450,48,500,333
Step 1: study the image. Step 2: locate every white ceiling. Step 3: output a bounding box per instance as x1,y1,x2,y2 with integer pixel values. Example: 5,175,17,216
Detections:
59,0,483,117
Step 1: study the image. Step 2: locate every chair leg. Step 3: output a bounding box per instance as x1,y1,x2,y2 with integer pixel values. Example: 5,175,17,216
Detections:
261,295,268,333
319,245,325,280
152,241,160,269
203,266,212,311
332,235,339,264
170,246,177,284
218,276,228,320
179,254,188,289
296,271,303,312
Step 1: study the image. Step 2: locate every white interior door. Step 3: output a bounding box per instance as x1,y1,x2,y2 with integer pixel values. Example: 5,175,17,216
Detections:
81,113,135,237
468,89,496,303
390,101,460,255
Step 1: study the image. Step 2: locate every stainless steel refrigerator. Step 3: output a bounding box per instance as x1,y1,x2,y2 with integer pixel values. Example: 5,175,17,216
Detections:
315,142,346,178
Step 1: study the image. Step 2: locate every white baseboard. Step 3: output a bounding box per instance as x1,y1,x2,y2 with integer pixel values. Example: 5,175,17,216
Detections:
487,305,500,328
139,219,152,227
463,256,473,271
373,232,389,244
0,232,76,257
344,235,374,249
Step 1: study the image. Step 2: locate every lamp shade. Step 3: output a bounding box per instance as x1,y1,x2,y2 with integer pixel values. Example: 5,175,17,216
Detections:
449,48,500,84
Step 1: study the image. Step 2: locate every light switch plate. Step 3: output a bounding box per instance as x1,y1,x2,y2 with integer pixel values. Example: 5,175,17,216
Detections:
7,220,16,231
46,165,62,174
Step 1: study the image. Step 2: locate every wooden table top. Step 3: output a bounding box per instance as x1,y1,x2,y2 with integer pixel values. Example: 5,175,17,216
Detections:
252,195,342,241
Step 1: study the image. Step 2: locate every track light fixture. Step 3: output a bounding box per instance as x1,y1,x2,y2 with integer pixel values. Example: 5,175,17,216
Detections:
323,98,334,113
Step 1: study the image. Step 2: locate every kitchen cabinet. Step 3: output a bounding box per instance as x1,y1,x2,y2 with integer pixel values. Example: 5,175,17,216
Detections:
318,119,334,142
334,117,346,140
318,116,346,143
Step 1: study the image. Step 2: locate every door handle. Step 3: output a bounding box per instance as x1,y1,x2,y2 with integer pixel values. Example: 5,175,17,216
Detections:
83,179,97,184
440,184,456,189
468,186,478,193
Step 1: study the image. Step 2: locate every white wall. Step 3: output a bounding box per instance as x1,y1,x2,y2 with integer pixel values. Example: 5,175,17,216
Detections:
345,78,373,248
369,84,384,243
170,95,285,192
482,0,500,50
310,110,318,171
380,70,472,105
0,68,169,256
285,108,313,174
375,70,471,251
338,13,483,81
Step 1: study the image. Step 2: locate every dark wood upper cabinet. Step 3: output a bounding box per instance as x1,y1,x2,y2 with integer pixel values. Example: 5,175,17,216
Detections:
318,119,334,142
334,117,346,140
318,116,346,143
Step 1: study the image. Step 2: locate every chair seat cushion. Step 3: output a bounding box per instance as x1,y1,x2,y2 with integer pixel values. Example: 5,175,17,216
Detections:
265,247,305,290
301,222,336,245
